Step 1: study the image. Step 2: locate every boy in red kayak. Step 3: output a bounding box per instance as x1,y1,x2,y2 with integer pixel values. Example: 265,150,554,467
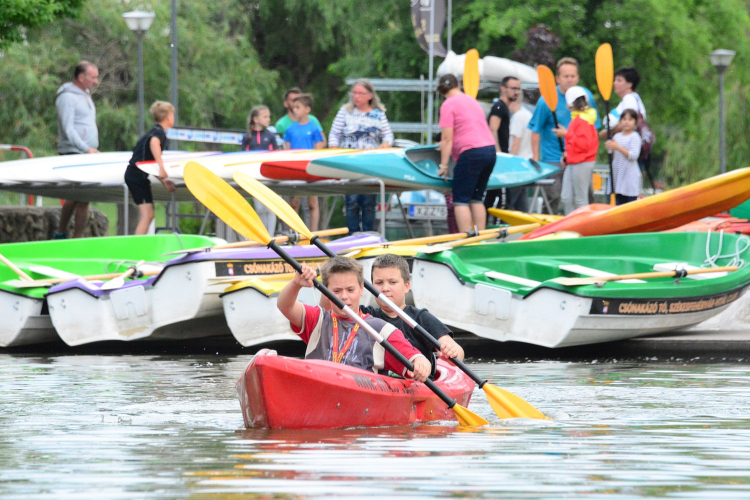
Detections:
360,254,465,363
278,256,431,381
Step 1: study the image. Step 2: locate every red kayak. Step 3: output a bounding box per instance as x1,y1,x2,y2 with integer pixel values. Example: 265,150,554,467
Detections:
236,350,475,429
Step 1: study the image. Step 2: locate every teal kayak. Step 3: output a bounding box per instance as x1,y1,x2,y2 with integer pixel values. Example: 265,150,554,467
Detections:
306,145,558,189
411,232,750,347
0,234,222,347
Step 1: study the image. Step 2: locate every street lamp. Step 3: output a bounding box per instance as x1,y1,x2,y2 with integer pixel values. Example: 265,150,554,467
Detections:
710,49,735,175
123,11,155,136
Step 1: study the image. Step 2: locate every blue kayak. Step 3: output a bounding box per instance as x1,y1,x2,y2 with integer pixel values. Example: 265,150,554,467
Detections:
306,145,559,190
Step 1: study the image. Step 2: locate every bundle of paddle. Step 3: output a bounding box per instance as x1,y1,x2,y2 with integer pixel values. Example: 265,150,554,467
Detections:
182,160,550,426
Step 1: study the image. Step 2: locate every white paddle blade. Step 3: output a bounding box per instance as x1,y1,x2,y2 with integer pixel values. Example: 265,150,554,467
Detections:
100,278,126,291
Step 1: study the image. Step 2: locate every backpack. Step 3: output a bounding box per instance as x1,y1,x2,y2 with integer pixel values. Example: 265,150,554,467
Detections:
633,94,655,162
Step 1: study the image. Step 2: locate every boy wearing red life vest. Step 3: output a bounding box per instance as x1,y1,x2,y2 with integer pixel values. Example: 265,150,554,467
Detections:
278,256,431,381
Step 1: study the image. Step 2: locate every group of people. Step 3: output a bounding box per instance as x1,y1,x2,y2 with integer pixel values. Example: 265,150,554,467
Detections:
436,57,648,234
55,57,648,238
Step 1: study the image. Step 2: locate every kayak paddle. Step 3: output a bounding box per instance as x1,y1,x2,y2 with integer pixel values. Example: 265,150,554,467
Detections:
463,48,480,99
537,65,565,155
554,265,739,287
163,227,350,256
0,252,33,281
232,169,547,420
418,223,541,254
101,260,146,290
184,162,488,427
6,267,163,289
596,42,616,205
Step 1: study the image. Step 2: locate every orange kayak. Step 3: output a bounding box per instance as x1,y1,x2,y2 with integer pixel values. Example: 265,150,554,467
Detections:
521,168,750,240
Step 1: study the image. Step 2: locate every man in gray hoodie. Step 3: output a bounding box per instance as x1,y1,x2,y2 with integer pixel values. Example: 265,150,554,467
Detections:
55,61,100,238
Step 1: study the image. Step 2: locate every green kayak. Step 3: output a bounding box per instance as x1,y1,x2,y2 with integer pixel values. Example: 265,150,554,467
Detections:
0,234,221,347
411,232,750,347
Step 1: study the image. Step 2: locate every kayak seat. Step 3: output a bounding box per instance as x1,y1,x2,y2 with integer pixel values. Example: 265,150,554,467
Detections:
406,148,455,178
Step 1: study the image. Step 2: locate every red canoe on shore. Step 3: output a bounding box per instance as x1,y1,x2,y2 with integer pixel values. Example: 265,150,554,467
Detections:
236,350,475,429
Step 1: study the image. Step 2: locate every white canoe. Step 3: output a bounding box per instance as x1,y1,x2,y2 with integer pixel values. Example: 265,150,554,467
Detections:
0,291,57,347
410,258,747,348
47,234,384,346
436,50,539,86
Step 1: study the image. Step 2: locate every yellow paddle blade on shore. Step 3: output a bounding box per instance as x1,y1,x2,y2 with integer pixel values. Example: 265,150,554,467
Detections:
453,403,490,427
184,161,272,246
537,65,558,110
483,384,548,420
233,170,313,239
463,48,480,99
596,43,614,101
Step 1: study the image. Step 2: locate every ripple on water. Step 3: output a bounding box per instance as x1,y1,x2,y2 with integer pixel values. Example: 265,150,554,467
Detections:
0,355,749,499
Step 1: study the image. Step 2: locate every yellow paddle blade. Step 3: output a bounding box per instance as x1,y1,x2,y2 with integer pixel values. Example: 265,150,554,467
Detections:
183,161,271,246
463,48,480,99
483,383,548,419
452,403,489,427
537,64,558,110
232,170,314,240
596,43,614,101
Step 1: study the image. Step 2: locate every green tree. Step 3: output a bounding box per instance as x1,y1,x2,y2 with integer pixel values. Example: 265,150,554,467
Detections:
0,0,83,47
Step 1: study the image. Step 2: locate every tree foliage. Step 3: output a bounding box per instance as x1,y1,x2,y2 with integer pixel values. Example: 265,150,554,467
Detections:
0,0,83,47
1,0,750,185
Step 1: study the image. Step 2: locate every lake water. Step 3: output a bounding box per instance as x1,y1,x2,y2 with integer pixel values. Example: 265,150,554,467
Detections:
1,353,749,499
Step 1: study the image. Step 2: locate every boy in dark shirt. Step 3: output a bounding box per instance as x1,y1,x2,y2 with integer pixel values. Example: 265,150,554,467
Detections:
360,254,464,362
124,101,176,235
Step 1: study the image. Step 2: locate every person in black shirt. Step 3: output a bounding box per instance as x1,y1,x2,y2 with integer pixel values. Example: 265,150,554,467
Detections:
241,105,276,151
124,101,176,235
485,77,523,216
359,254,464,362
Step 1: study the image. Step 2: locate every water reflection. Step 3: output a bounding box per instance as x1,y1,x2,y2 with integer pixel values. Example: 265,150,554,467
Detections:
0,354,749,499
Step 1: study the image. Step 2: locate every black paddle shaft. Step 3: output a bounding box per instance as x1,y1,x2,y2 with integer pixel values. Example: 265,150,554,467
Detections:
551,113,565,154
605,100,616,195
310,237,489,389
268,240,459,409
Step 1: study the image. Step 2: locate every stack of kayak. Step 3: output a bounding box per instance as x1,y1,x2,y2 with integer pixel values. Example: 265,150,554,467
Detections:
46,233,383,346
0,234,221,347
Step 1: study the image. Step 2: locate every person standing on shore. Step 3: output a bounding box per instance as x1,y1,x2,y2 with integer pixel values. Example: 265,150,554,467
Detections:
436,74,496,232
329,79,394,234
54,61,100,239
528,57,599,214
485,77,520,215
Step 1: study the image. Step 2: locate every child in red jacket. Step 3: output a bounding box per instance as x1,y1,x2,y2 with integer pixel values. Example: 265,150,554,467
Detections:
561,86,599,215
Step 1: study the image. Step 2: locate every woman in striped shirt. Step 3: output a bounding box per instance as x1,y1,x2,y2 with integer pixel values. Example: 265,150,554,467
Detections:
329,79,394,234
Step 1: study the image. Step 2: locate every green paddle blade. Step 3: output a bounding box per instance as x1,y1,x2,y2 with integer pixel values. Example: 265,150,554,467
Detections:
483,383,548,420
233,170,314,239
452,403,490,427
183,161,271,246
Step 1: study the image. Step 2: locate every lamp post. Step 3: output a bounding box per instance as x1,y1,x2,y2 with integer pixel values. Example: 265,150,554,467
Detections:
710,49,736,175
123,11,155,136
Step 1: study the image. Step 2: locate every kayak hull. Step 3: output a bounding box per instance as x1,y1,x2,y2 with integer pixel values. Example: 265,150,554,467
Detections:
308,145,558,190
411,232,750,347
0,292,56,347
236,351,475,429
522,168,750,239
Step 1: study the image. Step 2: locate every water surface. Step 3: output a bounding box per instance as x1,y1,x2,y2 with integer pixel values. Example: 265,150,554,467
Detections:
1,354,749,499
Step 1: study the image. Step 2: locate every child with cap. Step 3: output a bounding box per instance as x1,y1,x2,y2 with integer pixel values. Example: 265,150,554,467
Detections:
560,86,599,215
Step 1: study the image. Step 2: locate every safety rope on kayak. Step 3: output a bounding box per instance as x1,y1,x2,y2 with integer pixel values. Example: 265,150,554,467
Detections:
703,229,750,269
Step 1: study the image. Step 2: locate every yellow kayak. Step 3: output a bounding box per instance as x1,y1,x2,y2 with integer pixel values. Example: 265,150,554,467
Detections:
488,208,562,226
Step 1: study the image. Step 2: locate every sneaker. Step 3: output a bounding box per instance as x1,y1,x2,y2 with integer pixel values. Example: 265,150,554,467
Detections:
52,232,68,240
